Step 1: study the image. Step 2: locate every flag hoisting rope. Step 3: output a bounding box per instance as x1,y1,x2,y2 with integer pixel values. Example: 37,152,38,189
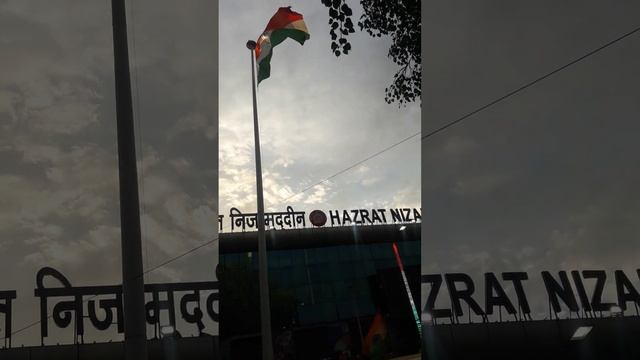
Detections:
247,7,309,360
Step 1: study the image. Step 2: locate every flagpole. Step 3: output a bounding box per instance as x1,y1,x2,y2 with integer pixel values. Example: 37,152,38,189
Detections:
246,39,274,360
111,1,148,359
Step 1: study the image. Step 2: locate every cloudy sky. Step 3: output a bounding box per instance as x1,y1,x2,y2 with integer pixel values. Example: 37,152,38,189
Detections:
219,0,421,223
421,0,640,320
1,0,218,345
0,0,420,347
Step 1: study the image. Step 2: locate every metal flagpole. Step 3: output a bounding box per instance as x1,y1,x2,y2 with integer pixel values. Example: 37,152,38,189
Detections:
246,39,274,360
111,1,148,359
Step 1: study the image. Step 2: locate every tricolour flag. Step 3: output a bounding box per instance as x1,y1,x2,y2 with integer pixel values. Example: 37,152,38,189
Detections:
255,7,310,84
363,311,387,355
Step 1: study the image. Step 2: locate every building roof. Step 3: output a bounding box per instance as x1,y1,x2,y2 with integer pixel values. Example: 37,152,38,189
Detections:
220,223,420,254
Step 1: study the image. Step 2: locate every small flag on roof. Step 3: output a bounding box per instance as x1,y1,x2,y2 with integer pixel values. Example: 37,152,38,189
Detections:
255,7,310,84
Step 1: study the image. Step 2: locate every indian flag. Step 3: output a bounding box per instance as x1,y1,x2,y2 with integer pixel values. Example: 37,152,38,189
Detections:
363,311,387,356
255,7,310,84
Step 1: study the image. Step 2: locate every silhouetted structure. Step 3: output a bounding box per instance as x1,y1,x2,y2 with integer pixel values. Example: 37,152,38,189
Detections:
0,336,218,360
422,317,640,360
219,223,422,359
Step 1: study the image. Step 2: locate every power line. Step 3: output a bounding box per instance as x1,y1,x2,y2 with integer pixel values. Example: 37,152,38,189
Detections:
76,18,640,319
420,24,640,141
10,235,222,339
9,319,45,341
284,23,640,201
280,131,421,203
139,236,219,277
181,5,640,284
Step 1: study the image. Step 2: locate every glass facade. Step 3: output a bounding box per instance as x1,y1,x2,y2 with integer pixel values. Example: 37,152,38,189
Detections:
219,225,421,359
222,241,419,325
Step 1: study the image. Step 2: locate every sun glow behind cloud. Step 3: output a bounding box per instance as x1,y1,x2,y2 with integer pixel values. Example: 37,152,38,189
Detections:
219,1,421,217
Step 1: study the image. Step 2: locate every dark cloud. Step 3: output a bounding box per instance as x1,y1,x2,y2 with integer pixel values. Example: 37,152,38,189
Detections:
1,0,218,344
422,0,640,318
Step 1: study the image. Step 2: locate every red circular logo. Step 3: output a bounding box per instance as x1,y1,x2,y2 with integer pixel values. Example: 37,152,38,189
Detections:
309,210,327,227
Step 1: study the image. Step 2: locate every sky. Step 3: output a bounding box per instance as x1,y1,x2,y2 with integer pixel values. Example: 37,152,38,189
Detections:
0,0,420,347
8,0,640,350
421,0,640,321
219,0,421,223
0,0,219,345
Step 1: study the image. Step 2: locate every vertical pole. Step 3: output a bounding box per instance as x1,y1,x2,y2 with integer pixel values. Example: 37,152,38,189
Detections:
351,286,365,350
111,1,148,359
303,249,315,304
246,40,274,360
392,242,422,338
